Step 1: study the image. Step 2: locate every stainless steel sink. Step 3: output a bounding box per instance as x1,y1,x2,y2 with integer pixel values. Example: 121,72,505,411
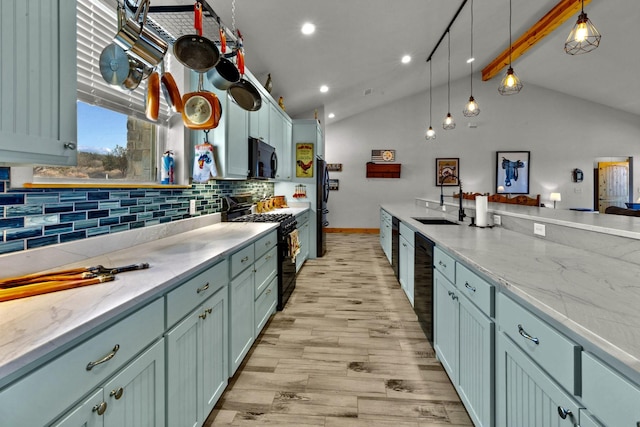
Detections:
412,217,458,225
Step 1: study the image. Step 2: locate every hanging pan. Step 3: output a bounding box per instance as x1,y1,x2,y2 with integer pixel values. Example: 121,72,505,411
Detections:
181,73,222,130
173,3,220,73
226,30,262,111
99,42,144,91
159,60,183,113
115,0,168,69
145,70,160,121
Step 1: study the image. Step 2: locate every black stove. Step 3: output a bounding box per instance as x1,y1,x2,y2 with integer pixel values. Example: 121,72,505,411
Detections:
223,195,297,310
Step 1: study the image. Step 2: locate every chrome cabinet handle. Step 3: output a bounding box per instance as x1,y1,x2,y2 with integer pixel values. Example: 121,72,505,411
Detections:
241,256,249,263
464,281,476,292
402,243,407,247
439,260,447,268
197,283,209,293
110,387,124,400
448,291,454,297
266,288,272,295
86,344,120,371
265,241,271,246
557,406,572,420
92,402,107,415
518,324,540,345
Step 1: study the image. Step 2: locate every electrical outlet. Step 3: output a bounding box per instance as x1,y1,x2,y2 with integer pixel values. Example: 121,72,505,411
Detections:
425,201,429,208
534,223,546,237
493,215,501,226
441,205,447,212
189,199,196,215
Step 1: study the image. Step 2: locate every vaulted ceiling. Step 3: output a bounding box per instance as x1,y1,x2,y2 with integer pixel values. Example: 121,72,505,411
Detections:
150,0,639,122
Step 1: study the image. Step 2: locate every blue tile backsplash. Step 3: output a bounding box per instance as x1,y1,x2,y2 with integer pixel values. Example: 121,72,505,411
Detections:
0,167,273,255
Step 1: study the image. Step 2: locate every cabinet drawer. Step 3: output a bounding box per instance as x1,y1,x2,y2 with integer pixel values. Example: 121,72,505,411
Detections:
456,263,494,317
166,259,229,327
582,352,640,427
297,211,310,225
255,246,278,298
0,299,163,427
255,230,278,259
434,247,455,283
381,209,391,223
399,222,414,241
255,276,277,335
497,293,580,394
231,244,255,278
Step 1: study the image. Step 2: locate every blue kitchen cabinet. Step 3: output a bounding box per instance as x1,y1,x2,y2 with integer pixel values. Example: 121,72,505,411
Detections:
296,210,310,272
0,0,77,166
271,104,293,181
229,266,255,376
380,209,392,264
399,222,415,306
53,339,165,427
434,270,459,383
166,287,227,427
496,333,582,427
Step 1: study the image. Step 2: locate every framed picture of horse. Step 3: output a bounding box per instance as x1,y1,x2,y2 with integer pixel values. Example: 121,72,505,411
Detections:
496,151,530,194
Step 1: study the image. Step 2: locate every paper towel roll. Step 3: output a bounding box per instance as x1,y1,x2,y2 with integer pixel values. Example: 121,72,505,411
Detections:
476,196,488,227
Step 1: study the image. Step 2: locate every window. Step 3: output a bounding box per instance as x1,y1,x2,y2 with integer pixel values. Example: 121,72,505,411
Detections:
34,0,170,183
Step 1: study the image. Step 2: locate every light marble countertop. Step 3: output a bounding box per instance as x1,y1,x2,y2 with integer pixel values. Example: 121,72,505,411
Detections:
0,219,284,387
382,201,640,383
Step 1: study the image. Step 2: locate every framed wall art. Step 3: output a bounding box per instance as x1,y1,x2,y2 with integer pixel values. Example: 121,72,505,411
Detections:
328,179,339,191
435,158,459,186
496,151,530,194
296,143,315,177
327,163,343,172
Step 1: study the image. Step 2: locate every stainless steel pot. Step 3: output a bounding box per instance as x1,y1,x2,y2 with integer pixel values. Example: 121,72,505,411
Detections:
99,42,144,91
206,57,240,90
114,0,168,69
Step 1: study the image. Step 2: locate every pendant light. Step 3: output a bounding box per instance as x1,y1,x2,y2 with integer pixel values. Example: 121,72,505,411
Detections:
498,0,523,96
442,31,455,130
564,0,601,55
463,0,479,117
425,60,436,140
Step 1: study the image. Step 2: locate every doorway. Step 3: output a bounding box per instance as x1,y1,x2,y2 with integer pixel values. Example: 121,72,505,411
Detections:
594,157,633,212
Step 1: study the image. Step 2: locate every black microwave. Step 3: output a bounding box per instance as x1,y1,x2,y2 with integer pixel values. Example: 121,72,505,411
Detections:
248,138,277,179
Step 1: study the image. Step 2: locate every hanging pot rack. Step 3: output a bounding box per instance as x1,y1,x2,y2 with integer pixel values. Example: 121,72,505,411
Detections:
123,0,241,55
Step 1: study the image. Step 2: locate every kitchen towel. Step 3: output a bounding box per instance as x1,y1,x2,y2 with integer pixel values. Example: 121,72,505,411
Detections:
476,195,488,227
288,229,300,262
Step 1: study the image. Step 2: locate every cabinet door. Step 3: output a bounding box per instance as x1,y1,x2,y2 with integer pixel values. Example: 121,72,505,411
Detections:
0,0,77,166
200,289,228,420
166,308,200,427
458,295,494,427
225,97,249,178
297,220,310,272
229,267,255,376
51,389,104,427
399,235,409,293
282,119,293,180
249,102,269,141
434,271,459,383
496,333,582,427
103,339,165,427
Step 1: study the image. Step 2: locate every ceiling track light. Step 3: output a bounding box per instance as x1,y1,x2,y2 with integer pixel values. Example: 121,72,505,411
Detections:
498,0,523,95
443,31,455,130
565,0,601,55
426,60,436,140
463,0,479,117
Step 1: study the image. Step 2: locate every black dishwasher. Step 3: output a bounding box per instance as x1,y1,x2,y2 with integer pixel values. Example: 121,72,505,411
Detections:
414,233,435,345
391,216,400,280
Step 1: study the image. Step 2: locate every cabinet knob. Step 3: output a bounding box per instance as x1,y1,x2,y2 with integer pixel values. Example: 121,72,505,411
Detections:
197,283,209,294
86,344,120,371
63,142,76,150
556,406,572,420
110,387,124,400
92,402,107,416
518,324,540,345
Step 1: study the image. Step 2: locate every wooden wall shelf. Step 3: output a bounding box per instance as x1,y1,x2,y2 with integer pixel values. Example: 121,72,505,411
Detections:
366,163,401,178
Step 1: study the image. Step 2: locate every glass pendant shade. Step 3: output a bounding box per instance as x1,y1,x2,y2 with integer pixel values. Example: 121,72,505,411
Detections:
498,67,523,95
564,11,601,55
426,126,436,140
443,113,456,130
463,96,480,117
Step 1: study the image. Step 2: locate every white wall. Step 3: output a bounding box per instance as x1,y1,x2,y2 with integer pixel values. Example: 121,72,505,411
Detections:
324,73,640,229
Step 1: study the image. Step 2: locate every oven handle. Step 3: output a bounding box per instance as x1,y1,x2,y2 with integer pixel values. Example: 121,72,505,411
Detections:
322,221,329,227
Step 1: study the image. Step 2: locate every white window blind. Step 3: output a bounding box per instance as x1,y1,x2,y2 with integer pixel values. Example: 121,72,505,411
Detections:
76,0,171,122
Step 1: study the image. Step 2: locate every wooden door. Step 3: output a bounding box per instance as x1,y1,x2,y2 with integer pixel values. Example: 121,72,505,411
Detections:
598,161,629,212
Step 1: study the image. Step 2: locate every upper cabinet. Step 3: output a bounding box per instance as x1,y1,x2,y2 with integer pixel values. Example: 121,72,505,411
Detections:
0,0,77,166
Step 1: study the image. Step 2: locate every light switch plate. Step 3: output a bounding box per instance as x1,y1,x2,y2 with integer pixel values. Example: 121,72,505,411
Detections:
189,199,196,215
534,223,546,236
493,215,501,226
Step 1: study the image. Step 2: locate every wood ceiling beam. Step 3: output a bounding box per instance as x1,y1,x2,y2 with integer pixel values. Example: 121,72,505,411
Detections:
482,0,591,81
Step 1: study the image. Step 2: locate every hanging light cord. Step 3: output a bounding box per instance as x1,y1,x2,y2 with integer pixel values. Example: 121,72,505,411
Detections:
470,0,474,94
429,61,433,124
508,0,513,66
447,30,451,112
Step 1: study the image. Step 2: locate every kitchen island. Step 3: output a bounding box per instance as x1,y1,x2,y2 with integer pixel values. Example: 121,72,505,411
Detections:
382,200,640,426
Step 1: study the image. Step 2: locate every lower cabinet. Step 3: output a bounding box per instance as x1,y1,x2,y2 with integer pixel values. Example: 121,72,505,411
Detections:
229,266,255,377
434,265,494,427
166,287,227,427
380,209,392,264
296,211,310,272
53,338,166,427
399,223,415,306
496,333,582,427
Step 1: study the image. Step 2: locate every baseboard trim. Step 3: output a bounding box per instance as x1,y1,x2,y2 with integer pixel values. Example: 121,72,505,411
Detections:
325,228,379,234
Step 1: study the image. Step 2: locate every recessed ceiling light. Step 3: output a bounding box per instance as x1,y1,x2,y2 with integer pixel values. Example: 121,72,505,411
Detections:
401,55,411,64
301,22,316,35
328,113,335,118
320,85,329,93
466,57,475,63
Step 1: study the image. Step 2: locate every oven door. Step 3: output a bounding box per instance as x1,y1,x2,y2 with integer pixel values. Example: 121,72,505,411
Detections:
278,229,297,310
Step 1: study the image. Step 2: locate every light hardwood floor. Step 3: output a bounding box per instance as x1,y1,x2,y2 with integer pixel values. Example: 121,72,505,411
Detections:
205,233,473,427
